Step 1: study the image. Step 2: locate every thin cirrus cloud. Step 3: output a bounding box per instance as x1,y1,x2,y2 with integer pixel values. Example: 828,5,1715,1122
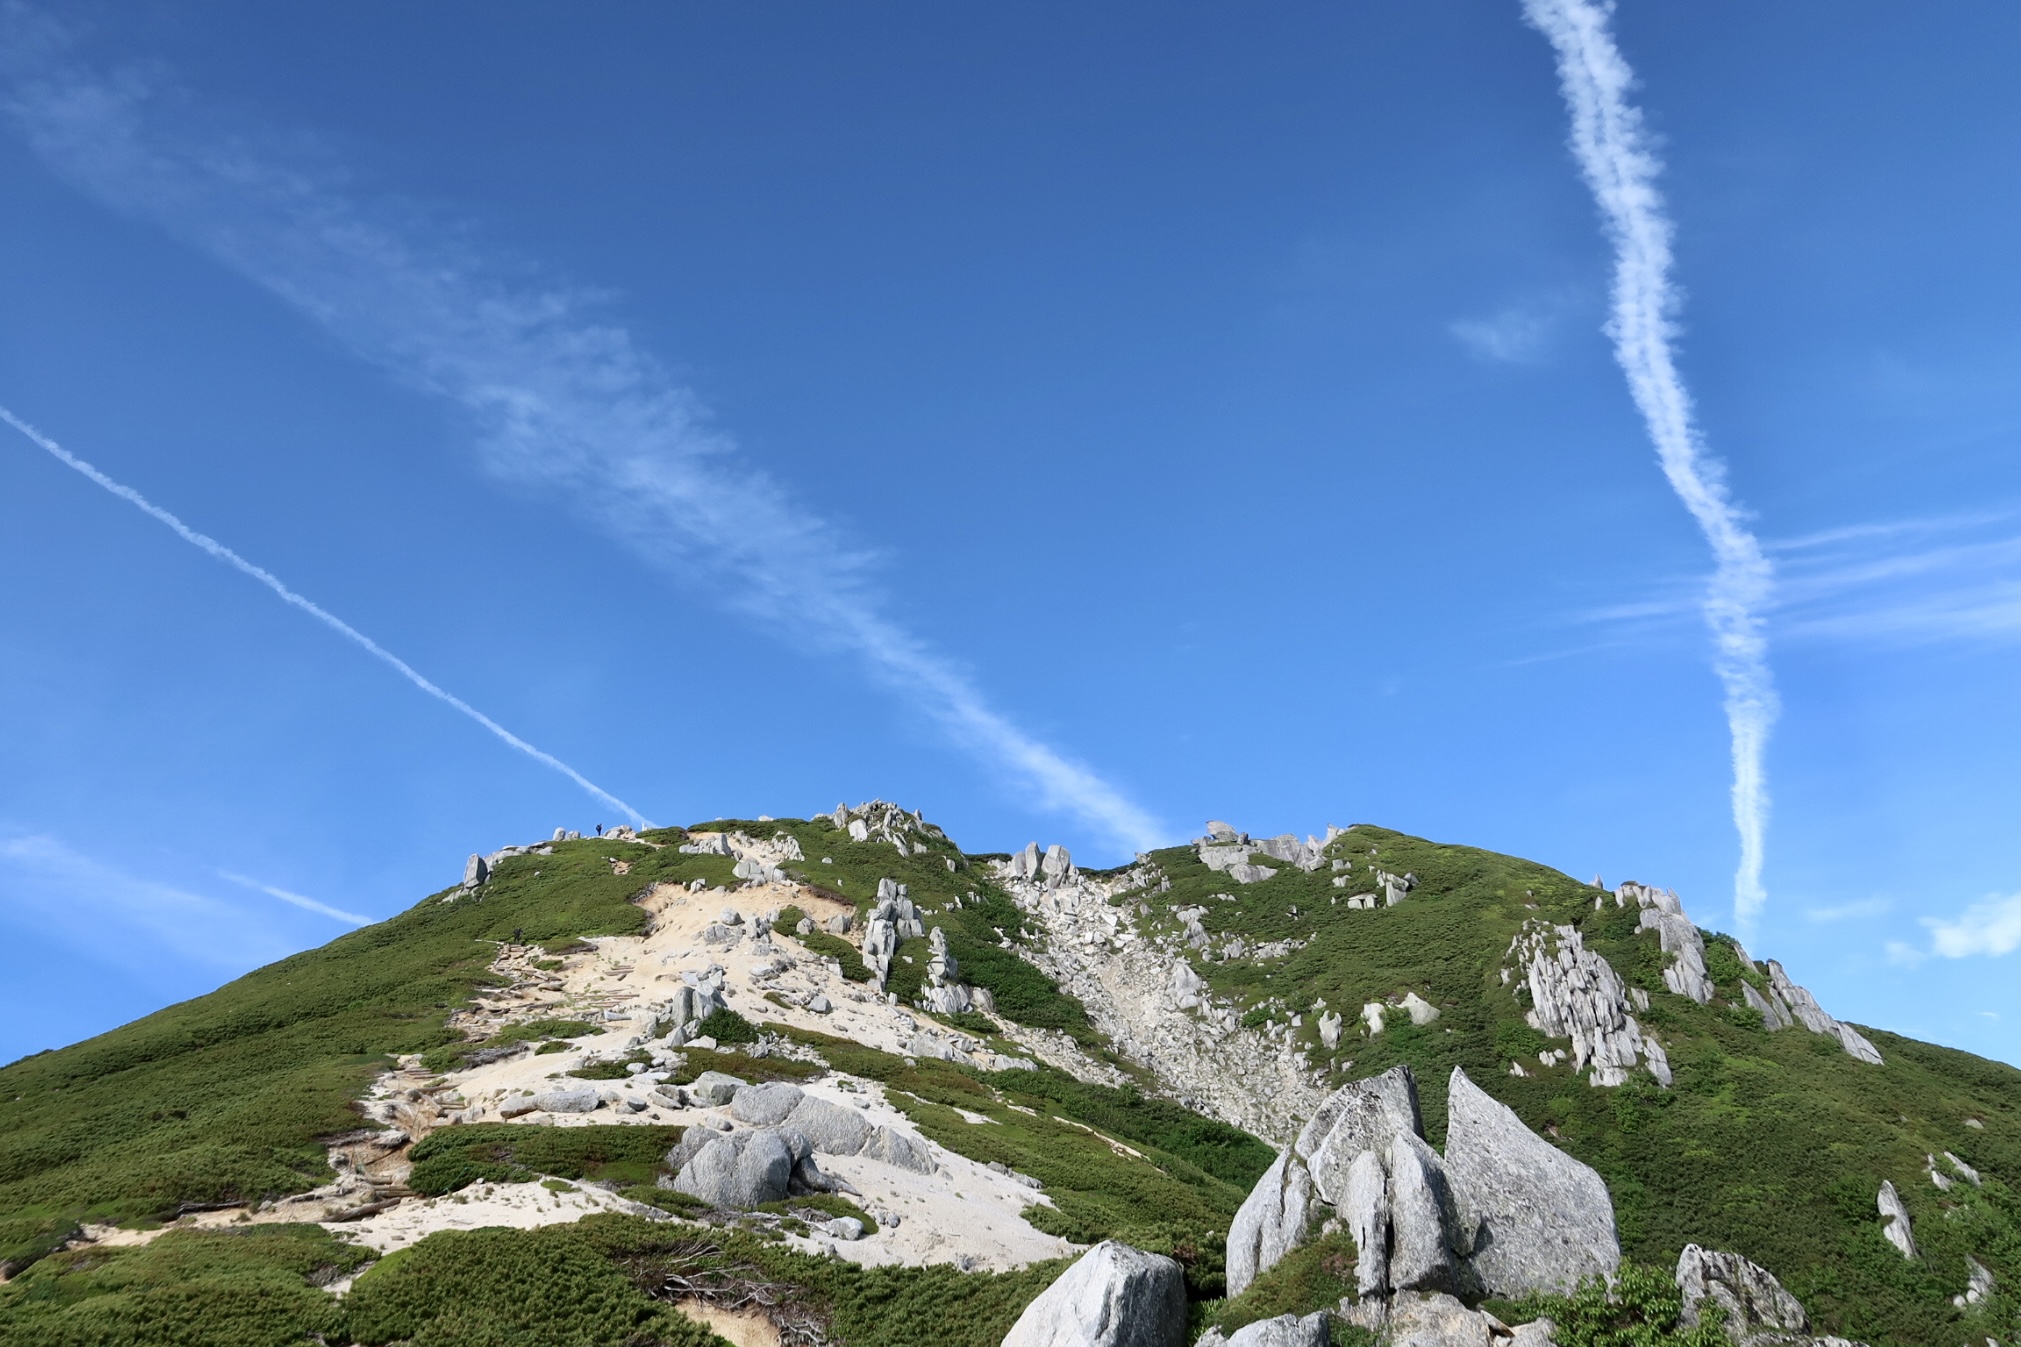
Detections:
1522,0,1779,930
1568,505,2021,653
0,7,1164,854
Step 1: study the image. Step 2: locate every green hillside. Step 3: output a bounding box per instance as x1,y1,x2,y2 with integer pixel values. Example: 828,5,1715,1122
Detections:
1,814,2016,1347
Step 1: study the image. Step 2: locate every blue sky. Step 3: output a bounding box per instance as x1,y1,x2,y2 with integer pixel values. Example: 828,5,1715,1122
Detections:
3,1,2018,1068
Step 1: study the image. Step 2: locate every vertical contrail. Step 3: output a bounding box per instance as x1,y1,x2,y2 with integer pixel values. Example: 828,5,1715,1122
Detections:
1521,0,1778,927
0,404,652,828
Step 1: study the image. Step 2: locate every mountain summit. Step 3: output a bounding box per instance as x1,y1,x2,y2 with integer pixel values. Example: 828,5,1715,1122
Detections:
1,810,2012,1346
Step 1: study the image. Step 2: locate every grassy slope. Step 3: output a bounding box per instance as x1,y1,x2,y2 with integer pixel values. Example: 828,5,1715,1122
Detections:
0,832,738,1270
4,815,2018,1346
1145,825,2020,1346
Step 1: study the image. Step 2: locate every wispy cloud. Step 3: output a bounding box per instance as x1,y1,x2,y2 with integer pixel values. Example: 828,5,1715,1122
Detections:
1523,0,1779,930
218,870,370,926
0,831,294,976
0,5,1163,853
0,404,651,828
1924,892,2021,959
1451,302,1559,365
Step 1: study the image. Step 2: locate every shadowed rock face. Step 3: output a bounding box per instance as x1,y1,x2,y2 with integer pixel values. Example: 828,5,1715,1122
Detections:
1000,1240,1188,1347
1442,1067,1619,1297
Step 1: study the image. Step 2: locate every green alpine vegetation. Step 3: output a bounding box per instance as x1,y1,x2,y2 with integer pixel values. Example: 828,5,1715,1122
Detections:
0,808,2015,1347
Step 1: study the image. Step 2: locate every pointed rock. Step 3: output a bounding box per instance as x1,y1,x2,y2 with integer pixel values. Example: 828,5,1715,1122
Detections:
1226,1150,1316,1298
1344,1147,1390,1298
1441,1068,1619,1297
1386,1131,1456,1293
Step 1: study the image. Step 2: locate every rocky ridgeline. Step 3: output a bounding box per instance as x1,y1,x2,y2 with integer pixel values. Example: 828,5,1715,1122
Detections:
1505,882,1883,1089
830,798,958,867
1005,1065,1869,1347
993,844,1329,1141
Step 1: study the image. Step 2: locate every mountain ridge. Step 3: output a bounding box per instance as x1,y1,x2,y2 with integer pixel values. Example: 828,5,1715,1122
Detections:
1,806,2013,1347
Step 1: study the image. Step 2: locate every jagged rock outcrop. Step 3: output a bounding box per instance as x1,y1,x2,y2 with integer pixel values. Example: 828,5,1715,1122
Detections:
861,879,925,989
1619,883,1714,1004
1740,981,1792,1031
1877,1180,1916,1259
1676,1244,1812,1343
1511,922,1671,1087
831,800,948,857
1000,1240,1188,1347
1232,1066,1618,1306
920,924,991,1015
462,854,488,889
1765,962,1884,1065
1444,1067,1619,1297
1227,1150,1316,1297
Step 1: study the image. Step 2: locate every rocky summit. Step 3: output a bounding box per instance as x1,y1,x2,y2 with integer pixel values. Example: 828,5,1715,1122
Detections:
0,809,2014,1347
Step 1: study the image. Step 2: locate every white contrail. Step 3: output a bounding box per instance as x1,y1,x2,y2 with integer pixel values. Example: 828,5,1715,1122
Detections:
0,403,651,827
0,8,1165,853
219,870,371,926
1522,0,1778,927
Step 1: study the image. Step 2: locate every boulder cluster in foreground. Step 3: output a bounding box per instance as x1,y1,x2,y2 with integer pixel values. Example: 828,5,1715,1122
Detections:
1000,1064,1869,1347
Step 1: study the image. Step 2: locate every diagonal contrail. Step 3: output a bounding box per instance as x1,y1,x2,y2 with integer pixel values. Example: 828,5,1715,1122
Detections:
0,403,652,827
1522,0,1778,928
0,6,1165,853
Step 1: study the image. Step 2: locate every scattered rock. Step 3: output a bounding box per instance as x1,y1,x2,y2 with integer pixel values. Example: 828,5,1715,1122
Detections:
730,1081,805,1126
671,1128,796,1208
823,1216,866,1241
687,1071,749,1106
1954,1257,1996,1309
1001,1240,1189,1347
532,1088,600,1114
784,1095,874,1156
807,993,833,1014
497,1094,538,1118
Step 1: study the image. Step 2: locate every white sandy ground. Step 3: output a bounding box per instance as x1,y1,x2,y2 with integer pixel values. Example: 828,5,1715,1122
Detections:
66,858,1083,1277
